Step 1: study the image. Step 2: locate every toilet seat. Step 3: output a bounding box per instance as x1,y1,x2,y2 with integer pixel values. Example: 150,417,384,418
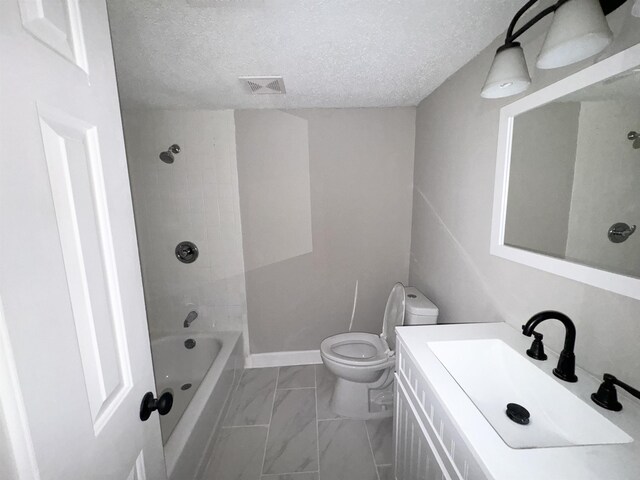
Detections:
320,332,391,368
320,283,406,369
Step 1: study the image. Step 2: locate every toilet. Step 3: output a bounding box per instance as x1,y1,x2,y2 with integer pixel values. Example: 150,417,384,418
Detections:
320,283,439,419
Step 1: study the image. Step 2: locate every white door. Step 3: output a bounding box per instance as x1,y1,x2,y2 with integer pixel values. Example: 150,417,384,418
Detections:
0,1,166,479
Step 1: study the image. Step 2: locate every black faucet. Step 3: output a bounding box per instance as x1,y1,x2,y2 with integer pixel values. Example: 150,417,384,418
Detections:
522,311,578,383
591,374,640,411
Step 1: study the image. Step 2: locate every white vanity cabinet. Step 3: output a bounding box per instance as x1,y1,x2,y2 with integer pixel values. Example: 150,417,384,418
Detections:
394,337,489,480
393,323,640,480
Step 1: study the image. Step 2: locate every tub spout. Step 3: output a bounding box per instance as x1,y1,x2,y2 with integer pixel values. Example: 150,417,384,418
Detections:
183,310,198,328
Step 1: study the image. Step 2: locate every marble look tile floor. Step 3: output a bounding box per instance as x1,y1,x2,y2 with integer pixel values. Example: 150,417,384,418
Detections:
203,365,393,480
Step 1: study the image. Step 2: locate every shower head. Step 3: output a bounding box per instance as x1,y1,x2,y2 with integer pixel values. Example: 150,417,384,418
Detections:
159,144,181,163
628,132,640,150
159,151,174,163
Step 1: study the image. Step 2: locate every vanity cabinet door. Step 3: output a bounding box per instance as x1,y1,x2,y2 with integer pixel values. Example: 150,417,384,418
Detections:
396,339,489,480
395,376,452,480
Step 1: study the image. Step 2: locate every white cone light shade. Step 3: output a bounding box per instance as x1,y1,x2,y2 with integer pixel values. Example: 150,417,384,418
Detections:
537,0,613,69
481,45,531,99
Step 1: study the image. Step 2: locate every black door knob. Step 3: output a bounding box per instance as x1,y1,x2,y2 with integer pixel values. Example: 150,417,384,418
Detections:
140,391,173,421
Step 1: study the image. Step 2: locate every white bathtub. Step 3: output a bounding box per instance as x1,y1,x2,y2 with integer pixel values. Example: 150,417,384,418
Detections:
151,331,243,480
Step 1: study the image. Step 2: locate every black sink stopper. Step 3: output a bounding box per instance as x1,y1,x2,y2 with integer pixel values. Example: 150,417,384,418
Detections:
506,403,530,425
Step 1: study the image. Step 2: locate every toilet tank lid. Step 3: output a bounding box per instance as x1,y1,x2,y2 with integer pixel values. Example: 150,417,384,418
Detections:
405,287,439,316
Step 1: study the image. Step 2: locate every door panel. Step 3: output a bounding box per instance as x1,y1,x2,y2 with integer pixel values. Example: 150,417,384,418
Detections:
0,1,166,478
38,104,133,432
18,0,89,72
127,451,147,480
395,379,451,480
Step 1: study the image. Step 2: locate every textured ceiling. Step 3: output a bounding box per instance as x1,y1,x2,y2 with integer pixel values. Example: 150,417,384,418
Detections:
106,0,525,110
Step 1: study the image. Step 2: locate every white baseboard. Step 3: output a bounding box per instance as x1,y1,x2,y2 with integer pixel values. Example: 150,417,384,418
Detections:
245,349,322,368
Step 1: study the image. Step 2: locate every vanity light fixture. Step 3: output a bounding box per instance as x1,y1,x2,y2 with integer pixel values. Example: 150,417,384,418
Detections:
537,0,614,69
481,0,627,98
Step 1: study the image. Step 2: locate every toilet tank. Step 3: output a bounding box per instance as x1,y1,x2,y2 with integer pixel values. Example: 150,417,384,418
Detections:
404,287,439,325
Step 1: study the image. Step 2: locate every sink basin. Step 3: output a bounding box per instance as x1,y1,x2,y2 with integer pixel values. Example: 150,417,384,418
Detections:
428,339,633,449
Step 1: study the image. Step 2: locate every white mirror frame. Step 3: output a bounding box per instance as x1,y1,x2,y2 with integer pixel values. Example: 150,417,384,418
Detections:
491,42,640,300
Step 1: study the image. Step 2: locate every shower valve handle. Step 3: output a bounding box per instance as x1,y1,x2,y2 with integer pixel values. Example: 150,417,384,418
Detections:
622,225,637,238
175,241,199,263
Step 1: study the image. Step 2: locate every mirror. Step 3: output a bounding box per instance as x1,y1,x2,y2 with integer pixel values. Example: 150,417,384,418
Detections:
506,67,640,277
492,44,640,300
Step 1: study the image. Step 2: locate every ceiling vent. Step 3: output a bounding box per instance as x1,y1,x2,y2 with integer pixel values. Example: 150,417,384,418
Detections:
239,76,286,95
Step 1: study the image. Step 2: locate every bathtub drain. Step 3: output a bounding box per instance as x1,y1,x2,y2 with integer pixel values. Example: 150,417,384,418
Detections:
181,383,192,391
184,339,196,349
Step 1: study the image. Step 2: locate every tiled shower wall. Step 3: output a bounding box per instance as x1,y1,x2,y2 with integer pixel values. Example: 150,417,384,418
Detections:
122,109,247,345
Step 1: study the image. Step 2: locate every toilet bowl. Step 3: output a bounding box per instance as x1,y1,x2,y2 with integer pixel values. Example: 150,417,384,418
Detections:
320,283,439,419
320,333,393,381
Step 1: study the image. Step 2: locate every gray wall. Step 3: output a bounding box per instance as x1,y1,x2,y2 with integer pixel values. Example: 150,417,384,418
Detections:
409,6,640,385
236,108,416,354
235,110,313,273
123,110,248,341
505,102,580,257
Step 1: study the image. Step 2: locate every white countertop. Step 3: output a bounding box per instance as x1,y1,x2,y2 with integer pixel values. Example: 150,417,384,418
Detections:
396,322,640,480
